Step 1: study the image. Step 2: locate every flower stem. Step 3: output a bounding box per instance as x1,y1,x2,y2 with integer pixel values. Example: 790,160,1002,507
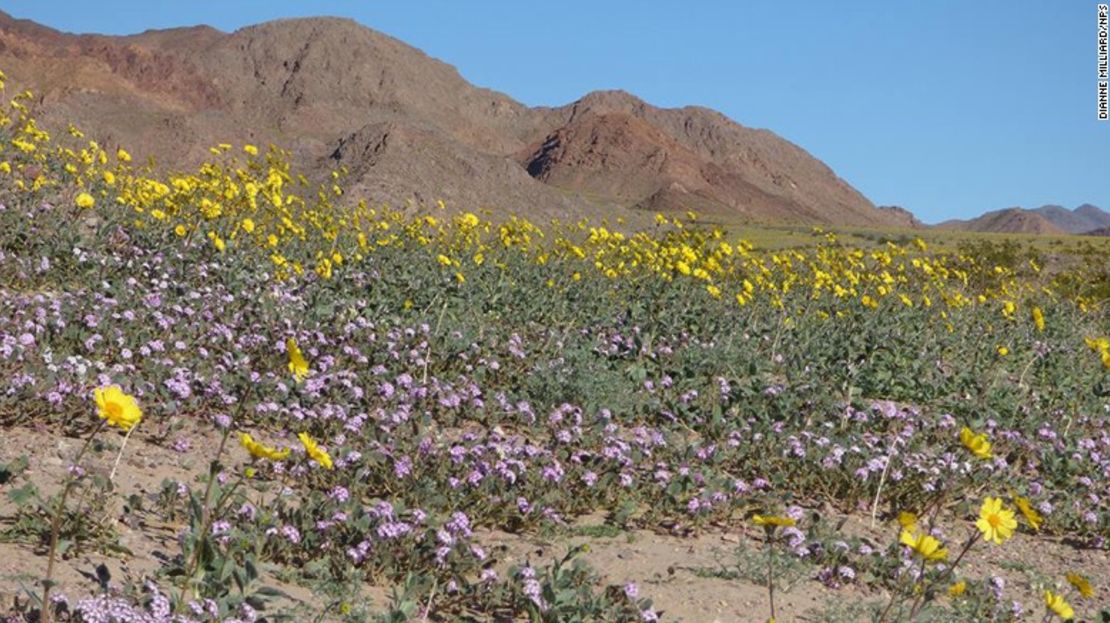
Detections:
178,384,253,608
108,422,137,482
908,531,977,620
41,419,106,623
877,561,914,623
181,427,231,604
766,533,776,621
870,447,896,529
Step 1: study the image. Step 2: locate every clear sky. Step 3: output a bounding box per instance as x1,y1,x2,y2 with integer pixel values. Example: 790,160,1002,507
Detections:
4,1,1106,222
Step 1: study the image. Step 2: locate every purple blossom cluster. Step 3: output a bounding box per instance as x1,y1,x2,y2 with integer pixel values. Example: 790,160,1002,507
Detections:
2,193,1109,622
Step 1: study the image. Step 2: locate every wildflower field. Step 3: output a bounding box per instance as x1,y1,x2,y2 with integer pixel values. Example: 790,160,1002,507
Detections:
0,77,1108,622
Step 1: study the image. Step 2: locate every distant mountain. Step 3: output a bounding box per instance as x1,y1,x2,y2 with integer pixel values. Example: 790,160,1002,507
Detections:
0,10,915,227
875,205,923,229
1029,204,1110,233
937,208,1067,235
939,204,1108,235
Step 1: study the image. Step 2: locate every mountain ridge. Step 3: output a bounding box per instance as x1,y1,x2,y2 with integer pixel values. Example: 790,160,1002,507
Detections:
0,10,916,226
939,204,1110,235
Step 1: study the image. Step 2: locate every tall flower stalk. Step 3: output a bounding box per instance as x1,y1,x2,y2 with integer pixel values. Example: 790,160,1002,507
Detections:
179,384,255,607
42,385,142,623
752,513,796,623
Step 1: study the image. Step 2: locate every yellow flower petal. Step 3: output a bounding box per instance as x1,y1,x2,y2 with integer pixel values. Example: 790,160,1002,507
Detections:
93,385,142,431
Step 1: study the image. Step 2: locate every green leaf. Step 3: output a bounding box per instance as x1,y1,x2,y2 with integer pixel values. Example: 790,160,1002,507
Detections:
244,557,258,583
7,483,37,507
105,542,134,557
253,585,291,598
0,455,28,484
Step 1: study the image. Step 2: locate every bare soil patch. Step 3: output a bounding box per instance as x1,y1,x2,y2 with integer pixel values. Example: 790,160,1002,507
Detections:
1,426,1106,621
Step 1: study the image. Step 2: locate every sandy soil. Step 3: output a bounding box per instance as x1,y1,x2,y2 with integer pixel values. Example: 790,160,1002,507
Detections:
0,426,1106,621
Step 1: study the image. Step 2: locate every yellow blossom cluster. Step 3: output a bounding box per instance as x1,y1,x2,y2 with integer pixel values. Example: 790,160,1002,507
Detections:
1,83,1106,359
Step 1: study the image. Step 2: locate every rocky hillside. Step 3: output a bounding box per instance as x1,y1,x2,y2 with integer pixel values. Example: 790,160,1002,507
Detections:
876,205,923,229
937,208,1066,235
939,204,1109,235
1030,204,1110,234
0,11,912,226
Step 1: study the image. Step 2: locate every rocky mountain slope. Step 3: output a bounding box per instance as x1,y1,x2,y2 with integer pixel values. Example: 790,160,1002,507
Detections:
0,11,914,226
939,204,1109,235
937,209,1065,235
1030,204,1110,234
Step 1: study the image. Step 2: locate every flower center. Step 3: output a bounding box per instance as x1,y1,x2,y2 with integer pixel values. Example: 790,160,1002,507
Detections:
106,402,124,419
987,513,1001,528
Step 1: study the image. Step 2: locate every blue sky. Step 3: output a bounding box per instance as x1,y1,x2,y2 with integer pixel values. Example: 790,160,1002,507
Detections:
4,1,1106,222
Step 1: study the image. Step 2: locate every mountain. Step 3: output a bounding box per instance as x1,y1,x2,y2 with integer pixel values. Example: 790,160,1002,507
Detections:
937,208,1067,235
0,11,911,226
1071,204,1110,231
875,205,923,229
1029,204,1110,233
940,204,1110,235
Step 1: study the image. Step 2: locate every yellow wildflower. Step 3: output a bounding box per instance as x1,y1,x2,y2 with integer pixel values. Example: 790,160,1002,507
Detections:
752,514,796,528
239,432,290,461
75,192,95,209
996,345,1009,357
116,148,131,163
948,580,966,597
1032,306,1045,332
975,497,1017,545
897,511,918,531
241,218,255,233
298,432,333,469
1010,491,1042,531
286,338,309,382
960,427,993,460
1043,590,1074,620
93,385,143,431
1065,572,1093,598
243,144,259,156
899,530,948,562
1085,336,1110,353
459,212,480,228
